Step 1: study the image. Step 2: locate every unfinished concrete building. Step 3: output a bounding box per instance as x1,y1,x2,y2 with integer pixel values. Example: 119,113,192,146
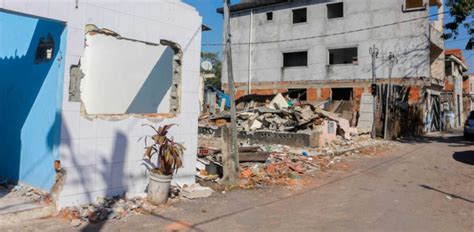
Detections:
0,0,202,208
443,49,468,128
219,0,445,134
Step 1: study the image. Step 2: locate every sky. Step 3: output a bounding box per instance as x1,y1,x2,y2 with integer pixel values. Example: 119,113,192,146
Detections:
185,1,473,73
183,0,228,54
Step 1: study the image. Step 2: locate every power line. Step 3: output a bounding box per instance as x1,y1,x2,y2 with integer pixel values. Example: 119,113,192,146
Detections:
203,10,449,47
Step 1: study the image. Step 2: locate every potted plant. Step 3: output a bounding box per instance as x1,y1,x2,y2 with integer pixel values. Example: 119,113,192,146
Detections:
141,124,185,205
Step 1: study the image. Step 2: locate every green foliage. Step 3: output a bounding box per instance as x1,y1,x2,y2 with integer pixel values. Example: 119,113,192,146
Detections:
201,52,222,90
444,0,474,49
141,124,185,176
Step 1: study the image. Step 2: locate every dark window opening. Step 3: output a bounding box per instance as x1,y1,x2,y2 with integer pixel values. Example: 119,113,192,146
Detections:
288,89,307,101
266,12,273,21
327,2,344,19
328,47,358,65
405,0,424,9
283,51,308,67
292,8,307,24
35,34,54,64
332,88,353,100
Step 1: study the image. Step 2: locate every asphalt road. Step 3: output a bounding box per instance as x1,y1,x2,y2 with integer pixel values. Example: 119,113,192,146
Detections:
2,134,474,232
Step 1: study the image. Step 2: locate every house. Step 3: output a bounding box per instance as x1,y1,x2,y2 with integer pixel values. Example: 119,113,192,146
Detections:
443,49,468,128
463,73,474,113
0,0,202,208
218,0,445,134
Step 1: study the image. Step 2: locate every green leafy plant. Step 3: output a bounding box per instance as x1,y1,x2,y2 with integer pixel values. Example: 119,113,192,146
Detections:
141,124,185,175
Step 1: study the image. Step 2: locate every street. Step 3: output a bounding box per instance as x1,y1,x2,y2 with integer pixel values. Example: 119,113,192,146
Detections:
1,133,473,232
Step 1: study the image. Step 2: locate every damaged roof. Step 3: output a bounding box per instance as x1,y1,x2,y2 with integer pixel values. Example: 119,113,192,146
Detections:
217,0,290,13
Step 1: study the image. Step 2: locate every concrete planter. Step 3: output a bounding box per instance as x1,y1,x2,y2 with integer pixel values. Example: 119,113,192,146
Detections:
147,172,172,205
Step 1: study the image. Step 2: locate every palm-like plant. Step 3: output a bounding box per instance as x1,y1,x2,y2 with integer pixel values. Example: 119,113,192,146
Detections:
141,124,185,176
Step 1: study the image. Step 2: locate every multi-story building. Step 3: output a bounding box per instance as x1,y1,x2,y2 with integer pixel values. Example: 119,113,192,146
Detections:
219,0,445,133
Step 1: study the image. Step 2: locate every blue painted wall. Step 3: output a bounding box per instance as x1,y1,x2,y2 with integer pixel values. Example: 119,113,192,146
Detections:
0,12,66,191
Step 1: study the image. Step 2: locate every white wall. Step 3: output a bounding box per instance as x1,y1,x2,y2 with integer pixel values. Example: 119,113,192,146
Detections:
224,0,433,85
81,33,173,115
1,0,202,208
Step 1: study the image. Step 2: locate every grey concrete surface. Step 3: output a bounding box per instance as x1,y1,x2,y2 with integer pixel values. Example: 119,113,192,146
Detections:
1,135,473,232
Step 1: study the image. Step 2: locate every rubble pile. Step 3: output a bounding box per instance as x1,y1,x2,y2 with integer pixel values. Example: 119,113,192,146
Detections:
0,182,51,204
59,196,147,225
236,105,324,133
238,152,332,188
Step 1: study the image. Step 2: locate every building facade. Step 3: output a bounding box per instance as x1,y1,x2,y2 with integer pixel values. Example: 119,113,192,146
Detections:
0,0,202,208
443,49,468,128
221,0,444,133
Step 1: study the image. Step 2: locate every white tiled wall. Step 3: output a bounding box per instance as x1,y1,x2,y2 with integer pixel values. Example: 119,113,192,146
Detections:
1,0,202,208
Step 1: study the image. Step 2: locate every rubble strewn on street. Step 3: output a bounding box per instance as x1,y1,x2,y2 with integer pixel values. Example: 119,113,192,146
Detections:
198,93,388,189
0,183,51,204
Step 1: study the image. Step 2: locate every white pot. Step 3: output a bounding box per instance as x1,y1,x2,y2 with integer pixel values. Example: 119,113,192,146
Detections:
147,172,172,205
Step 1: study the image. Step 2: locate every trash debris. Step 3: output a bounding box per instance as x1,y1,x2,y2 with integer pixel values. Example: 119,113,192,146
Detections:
182,184,213,199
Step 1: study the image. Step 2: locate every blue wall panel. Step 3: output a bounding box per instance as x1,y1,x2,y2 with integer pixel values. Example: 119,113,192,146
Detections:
0,12,66,191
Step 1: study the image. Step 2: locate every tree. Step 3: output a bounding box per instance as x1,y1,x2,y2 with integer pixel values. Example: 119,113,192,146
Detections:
444,0,474,49
201,52,222,89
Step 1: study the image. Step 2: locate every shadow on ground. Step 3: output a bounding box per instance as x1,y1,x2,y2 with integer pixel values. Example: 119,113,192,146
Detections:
453,151,474,165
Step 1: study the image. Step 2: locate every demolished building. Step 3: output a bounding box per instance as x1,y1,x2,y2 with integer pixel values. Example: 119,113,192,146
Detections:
218,0,445,135
0,0,202,208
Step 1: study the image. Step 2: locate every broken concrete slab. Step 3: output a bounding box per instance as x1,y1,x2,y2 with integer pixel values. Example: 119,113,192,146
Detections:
182,184,213,199
268,93,289,110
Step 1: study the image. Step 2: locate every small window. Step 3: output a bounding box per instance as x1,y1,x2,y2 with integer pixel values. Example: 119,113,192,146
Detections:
328,47,358,65
327,2,344,19
283,51,308,67
266,12,273,21
405,0,424,10
35,34,54,64
332,88,353,100
292,8,307,24
288,89,307,101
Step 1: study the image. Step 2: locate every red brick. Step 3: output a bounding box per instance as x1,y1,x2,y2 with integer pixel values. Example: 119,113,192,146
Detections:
409,86,420,104
320,88,331,101
353,87,364,101
307,88,317,102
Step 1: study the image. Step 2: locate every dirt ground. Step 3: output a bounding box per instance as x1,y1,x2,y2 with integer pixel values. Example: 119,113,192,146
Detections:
1,134,473,232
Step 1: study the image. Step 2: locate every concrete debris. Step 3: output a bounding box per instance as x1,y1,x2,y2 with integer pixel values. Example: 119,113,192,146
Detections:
268,93,289,110
59,196,147,224
182,184,213,199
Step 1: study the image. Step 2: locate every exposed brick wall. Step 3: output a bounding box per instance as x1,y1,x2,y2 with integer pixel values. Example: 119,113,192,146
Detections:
408,86,420,104
251,89,274,95
353,87,365,101
307,88,317,102
444,79,454,92
235,89,246,99
320,88,331,101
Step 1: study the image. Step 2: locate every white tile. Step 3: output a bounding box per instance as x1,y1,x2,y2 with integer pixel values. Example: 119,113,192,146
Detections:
79,116,97,139
102,8,119,32
96,120,115,138
67,28,85,57
77,138,97,166
85,4,103,27
67,1,86,30
117,14,135,38
3,0,27,13
61,111,80,139
111,162,127,188
48,0,69,22
94,163,113,191
76,164,96,194
132,17,148,41
58,138,80,168
26,0,49,18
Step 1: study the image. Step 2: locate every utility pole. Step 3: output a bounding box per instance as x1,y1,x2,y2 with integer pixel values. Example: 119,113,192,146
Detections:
221,0,239,186
369,45,379,139
384,52,398,140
